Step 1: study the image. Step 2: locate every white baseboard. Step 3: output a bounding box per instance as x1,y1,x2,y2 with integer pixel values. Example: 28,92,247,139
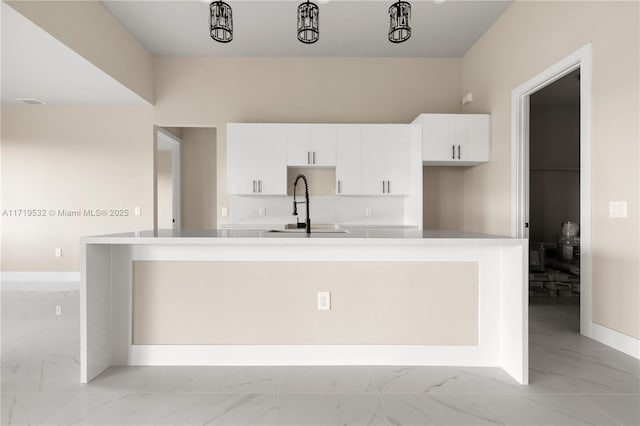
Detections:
1,271,80,291
591,323,640,359
127,344,502,369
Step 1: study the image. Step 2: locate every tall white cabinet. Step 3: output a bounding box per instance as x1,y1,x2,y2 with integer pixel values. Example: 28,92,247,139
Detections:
361,125,411,195
335,124,411,196
418,114,491,165
227,124,287,195
335,125,361,195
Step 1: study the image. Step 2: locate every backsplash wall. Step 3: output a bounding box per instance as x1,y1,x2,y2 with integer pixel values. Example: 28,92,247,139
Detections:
229,195,406,226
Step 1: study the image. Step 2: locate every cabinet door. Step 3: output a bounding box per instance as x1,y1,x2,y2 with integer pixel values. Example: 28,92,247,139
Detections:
384,124,411,195
455,114,490,162
256,124,287,195
422,114,456,162
336,125,361,195
360,124,389,195
286,124,312,166
227,124,257,194
311,124,337,166
361,125,411,195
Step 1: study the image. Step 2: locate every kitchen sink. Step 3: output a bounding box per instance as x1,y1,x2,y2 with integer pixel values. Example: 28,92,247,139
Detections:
268,224,349,234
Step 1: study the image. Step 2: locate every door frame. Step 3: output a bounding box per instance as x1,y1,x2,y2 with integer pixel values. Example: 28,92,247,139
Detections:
156,128,182,231
510,44,593,336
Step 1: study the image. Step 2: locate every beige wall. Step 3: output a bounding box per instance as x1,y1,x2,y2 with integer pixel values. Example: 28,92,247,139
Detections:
180,127,217,230
1,106,155,271
153,57,463,227
461,1,640,339
7,1,154,103
133,260,479,345
423,167,465,231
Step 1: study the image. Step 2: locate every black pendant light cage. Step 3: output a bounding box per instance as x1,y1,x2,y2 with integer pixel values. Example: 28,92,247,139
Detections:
388,0,411,43
210,1,233,43
297,1,319,44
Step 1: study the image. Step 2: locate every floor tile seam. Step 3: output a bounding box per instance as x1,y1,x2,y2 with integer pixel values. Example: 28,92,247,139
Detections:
86,391,282,395
0,392,83,396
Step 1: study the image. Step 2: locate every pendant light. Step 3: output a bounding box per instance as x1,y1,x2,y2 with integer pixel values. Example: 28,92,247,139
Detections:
297,0,319,44
210,1,233,43
388,0,411,43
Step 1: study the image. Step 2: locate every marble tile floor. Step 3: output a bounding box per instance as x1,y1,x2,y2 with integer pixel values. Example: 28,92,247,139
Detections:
1,287,639,426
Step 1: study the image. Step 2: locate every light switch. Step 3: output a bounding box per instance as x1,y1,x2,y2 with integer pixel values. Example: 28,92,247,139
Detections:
259,207,266,217
609,201,628,218
221,207,228,217
55,248,62,257
317,291,331,311
134,206,141,216
365,208,372,217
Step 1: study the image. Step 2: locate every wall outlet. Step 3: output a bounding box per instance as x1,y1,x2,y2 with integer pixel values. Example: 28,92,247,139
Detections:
55,248,62,257
259,207,266,217
55,305,62,316
609,201,628,218
134,206,141,216
365,208,372,217
317,291,331,311
221,207,228,217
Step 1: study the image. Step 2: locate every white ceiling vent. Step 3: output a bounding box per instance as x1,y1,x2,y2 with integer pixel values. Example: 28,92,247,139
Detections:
16,98,45,105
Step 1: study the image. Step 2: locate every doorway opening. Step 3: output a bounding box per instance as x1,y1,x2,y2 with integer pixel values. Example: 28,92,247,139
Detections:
154,126,218,232
528,69,581,312
511,44,592,338
156,128,181,231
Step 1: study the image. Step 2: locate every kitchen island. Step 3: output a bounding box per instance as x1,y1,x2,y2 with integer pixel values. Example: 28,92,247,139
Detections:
81,229,528,384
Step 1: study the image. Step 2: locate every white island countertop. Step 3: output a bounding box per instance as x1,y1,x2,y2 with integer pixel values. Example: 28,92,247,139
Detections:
83,228,521,245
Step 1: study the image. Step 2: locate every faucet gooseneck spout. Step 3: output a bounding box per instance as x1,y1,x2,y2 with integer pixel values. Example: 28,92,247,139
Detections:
292,174,311,234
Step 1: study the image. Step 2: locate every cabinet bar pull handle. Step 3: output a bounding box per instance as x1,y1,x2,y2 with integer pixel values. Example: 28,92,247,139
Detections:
253,180,256,193
313,151,316,164
452,145,455,160
457,145,461,160
387,180,391,194
258,180,262,193
382,181,386,194
338,180,341,194
307,151,311,164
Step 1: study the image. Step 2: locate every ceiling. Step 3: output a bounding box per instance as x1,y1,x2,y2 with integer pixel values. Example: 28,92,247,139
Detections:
102,0,512,57
1,2,148,105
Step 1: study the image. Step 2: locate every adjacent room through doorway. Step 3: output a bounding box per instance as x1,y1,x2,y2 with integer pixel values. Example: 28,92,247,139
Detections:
155,127,217,231
528,69,581,319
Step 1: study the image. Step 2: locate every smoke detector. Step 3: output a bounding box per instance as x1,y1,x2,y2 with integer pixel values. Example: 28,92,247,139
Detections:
17,98,45,105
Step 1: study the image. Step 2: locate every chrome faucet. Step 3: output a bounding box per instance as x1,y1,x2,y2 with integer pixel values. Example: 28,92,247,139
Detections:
292,174,311,234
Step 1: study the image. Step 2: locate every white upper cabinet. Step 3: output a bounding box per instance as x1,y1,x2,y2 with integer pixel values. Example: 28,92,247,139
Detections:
227,124,286,195
256,124,287,195
336,125,361,195
361,124,411,195
420,114,490,165
227,124,257,195
229,122,413,197
455,115,490,163
286,124,336,167
311,124,337,166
